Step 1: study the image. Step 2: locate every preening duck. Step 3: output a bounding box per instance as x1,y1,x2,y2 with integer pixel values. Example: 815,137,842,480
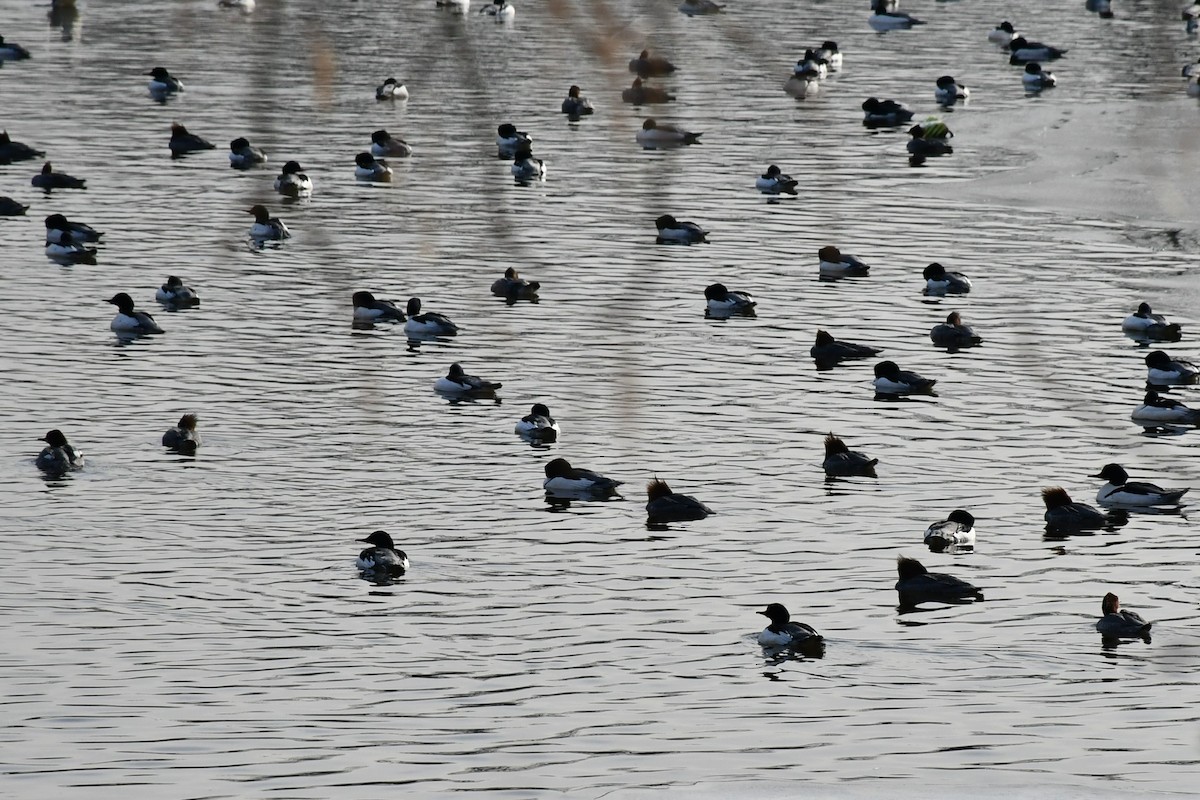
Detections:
491,267,540,301
923,510,975,552
434,363,501,397
922,262,971,294
810,329,882,366
162,413,200,454
895,556,982,608
655,214,707,243
247,204,290,240
637,118,701,147
561,85,595,117
704,283,755,316
375,77,408,101
354,152,393,182
156,276,200,307
229,137,268,167
755,165,799,195
371,129,412,158
274,160,313,196
818,245,870,276
515,403,559,443
36,429,84,473
873,360,936,395
543,457,622,497
1122,303,1181,341
352,290,405,323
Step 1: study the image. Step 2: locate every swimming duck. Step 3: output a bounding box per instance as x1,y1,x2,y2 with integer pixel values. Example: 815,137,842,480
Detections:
646,478,713,524
679,0,724,15
36,429,84,473
515,403,559,443
274,160,313,196
511,147,546,181
436,0,470,10
354,152,393,182
375,77,408,101
45,230,97,264
435,363,500,397
815,40,842,71
988,21,1017,45
1042,487,1108,532
655,214,707,243
169,122,216,154
481,0,515,20
756,165,799,195
228,137,267,167
934,75,970,104
356,530,409,572
491,267,540,300
704,283,755,315
1008,37,1067,63
629,49,676,77
1092,463,1188,507
794,49,828,80
907,125,954,157
147,66,184,94
44,213,103,243
1183,58,1200,78
218,0,256,11
818,245,870,276
784,70,820,99
923,263,970,295
404,298,458,336
31,162,86,190
162,413,200,454
1131,390,1200,426
757,603,824,649
352,290,405,323
1122,303,1181,340
247,204,290,240
0,130,44,163
0,196,29,215
1187,3,1200,34
561,85,594,117
869,0,924,31
108,292,164,334
810,330,882,365
1145,350,1199,384
496,123,532,155
861,97,914,127
873,360,936,395
1022,62,1056,89
0,35,32,60
923,510,975,551
156,276,200,307
1096,593,1151,640
637,119,701,147
621,78,674,104
930,312,983,348
543,457,622,497
371,129,412,158
895,556,982,607
822,433,878,477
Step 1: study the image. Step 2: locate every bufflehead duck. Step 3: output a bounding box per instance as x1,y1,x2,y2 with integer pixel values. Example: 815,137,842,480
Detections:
1096,593,1151,640
861,97,914,127
873,360,936,395
895,556,982,608
229,137,267,167
491,267,540,301
922,262,971,295
0,35,32,60
988,21,1016,46
45,230,97,264
371,129,412,158
543,457,622,497
934,75,970,104
646,478,713,524
515,403,559,443
0,196,29,215
815,41,842,71
108,292,164,334
0,130,44,163
352,290,405,323
1022,62,1056,89
375,77,408,101
247,204,290,240
1132,390,1200,426
156,276,200,307
31,162,85,190
44,213,102,243
655,214,707,243
511,147,546,181
704,283,755,315
561,85,594,117
481,0,515,20
1092,463,1188,507
810,330,882,366
822,433,878,477
169,123,216,154
629,49,676,77
907,125,953,157
1145,350,1199,384
274,160,313,196
147,66,184,94
930,312,983,348
1042,487,1109,532
356,530,409,572
405,297,458,336
621,78,674,105
434,363,500,397
869,0,924,31
637,118,702,147
1008,37,1067,64
923,510,975,552
354,152,393,182
36,429,84,473
162,413,200,454
756,165,799,195
496,123,532,155
818,245,870,276
679,0,724,15
757,603,824,651
1122,303,1181,341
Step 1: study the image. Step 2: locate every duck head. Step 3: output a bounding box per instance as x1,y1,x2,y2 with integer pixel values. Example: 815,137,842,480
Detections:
41,429,69,446
1091,463,1129,485
359,530,395,548
757,603,791,625
230,137,250,151
923,262,947,280
655,214,678,230
1101,592,1120,614
177,413,198,431
704,283,729,301
814,329,835,346
896,556,928,579
530,403,551,417
247,204,271,223
406,297,422,315
946,509,974,527
646,477,674,500
873,360,901,379
1041,486,1074,509
818,245,842,262
355,152,377,168
107,292,136,313
544,457,575,479
352,290,376,307
823,433,849,455
1145,350,1173,369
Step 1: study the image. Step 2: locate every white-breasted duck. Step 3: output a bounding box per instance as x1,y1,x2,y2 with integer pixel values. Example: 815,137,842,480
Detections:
434,363,501,397
147,66,184,94
869,0,924,31
757,603,824,651
1022,63,1057,89
45,230,97,264
515,403,559,443
637,118,701,147
1122,303,1181,341
511,146,546,181
1145,350,1199,384
922,262,971,294
655,214,707,243
818,245,870,276
1008,37,1067,64
354,152,393,182
247,204,290,240
229,137,268,167
274,160,313,196
375,77,408,101
371,129,412,158
44,213,102,243
356,530,409,572
704,283,755,315
543,457,622,497
923,510,975,552
873,360,936,395
156,276,200,307
405,297,458,336
1092,463,1188,507
482,0,515,20
496,123,532,155
352,291,406,323
108,292,164,334
1132,390,1200,426
756,165,799,195
988,21,1017,46
934,75,970,104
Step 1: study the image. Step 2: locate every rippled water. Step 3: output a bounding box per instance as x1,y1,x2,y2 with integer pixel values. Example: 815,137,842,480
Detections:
2,0,1200,796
